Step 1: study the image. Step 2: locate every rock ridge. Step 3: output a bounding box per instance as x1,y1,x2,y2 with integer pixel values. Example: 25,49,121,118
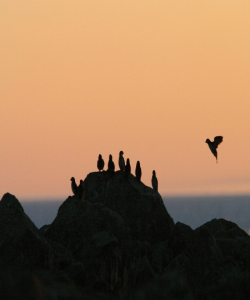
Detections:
1,173,250,299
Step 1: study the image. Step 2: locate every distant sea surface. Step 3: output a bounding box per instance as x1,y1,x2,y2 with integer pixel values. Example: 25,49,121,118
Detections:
164,195,250,233
21,195,250,233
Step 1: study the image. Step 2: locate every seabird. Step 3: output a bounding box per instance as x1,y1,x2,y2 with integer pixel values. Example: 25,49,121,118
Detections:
135,161,141,181
107,154,115,172
70,177,78,195
205,136,223,163
125,158,131,178
97,154,105,171
78,179,85,199
118,151,125,171
151,170,158,191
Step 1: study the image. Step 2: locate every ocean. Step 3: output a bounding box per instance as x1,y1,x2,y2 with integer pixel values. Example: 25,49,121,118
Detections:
21,195,250,233
164,195,250,233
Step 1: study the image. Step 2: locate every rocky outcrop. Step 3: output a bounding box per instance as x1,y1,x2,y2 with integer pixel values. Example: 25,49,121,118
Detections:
0,193,51,269
0,193,72,270
83,171,174,244
166,218,250,299
1,174,250,299
45,196,130,260
44,171,174,291
45,195,135,291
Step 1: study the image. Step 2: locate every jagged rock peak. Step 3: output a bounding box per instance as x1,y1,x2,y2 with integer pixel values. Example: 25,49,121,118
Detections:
0,193,73,270
0,193,24,215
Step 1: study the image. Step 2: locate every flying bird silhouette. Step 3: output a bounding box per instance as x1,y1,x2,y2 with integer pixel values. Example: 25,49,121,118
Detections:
205,136,223,163
70,177,78,196
119,151,125,171
151,170,158,191
97,154,105,171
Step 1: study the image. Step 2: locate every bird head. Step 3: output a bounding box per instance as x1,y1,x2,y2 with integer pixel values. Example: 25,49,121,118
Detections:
109,154,112,160
98,154,102,159
153,170,156,176
119,151,124,155
205,139,210,144
70,177,75,182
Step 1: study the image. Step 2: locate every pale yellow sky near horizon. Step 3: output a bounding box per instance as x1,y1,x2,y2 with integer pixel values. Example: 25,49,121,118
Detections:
1,1,250,200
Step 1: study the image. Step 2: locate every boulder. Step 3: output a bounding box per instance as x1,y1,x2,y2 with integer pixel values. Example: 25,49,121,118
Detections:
45,196,130,260
199,218,249,239
199,218,250,273
168,222,193,257
83,171,174,244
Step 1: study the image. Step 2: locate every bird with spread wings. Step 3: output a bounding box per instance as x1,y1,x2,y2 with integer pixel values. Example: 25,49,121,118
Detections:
205,136,223,163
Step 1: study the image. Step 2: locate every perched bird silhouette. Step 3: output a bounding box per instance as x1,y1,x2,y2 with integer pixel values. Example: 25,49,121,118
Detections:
70,177,78,195
118,151,125,171
125,158,131,178
97,154,105,171
78,179,85,199
107,154,115,172
135,161,142,181
151,170,158,191
205,136,223,163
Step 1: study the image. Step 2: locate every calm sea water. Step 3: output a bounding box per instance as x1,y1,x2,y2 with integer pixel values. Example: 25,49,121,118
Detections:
164,195,250,233
21,195,250,233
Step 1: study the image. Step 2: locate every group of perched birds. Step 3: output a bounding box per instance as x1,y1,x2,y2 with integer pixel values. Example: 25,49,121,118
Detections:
70,151,158,198
71,136,223,197
97,151,158,191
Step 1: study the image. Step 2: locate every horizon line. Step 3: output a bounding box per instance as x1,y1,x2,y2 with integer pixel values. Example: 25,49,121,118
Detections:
16,192,250,202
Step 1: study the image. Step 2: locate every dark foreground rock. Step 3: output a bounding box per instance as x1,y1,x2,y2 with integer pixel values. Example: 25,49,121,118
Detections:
83,171,174,244
0,193,72,271
45,196,130,258
1,173,250,299
44,170,174,292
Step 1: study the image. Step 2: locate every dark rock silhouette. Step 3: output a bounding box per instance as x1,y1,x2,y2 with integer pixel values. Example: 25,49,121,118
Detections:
168,222,193,257
83,171,174,244
167,218,250,299
45,194,132,292
45,195,130,260
0,193,72,271
2,176,250,299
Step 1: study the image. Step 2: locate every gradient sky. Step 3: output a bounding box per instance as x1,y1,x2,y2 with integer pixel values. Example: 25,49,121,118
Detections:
1,1,250,200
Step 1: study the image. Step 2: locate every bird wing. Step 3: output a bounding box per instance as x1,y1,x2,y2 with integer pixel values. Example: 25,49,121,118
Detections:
213,136,223,148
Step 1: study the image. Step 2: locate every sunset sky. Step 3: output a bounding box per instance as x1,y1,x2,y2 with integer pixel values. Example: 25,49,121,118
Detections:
1,1,250,200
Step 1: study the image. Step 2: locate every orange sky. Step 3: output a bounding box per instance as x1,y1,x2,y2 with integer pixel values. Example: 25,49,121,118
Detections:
1,1,250,200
